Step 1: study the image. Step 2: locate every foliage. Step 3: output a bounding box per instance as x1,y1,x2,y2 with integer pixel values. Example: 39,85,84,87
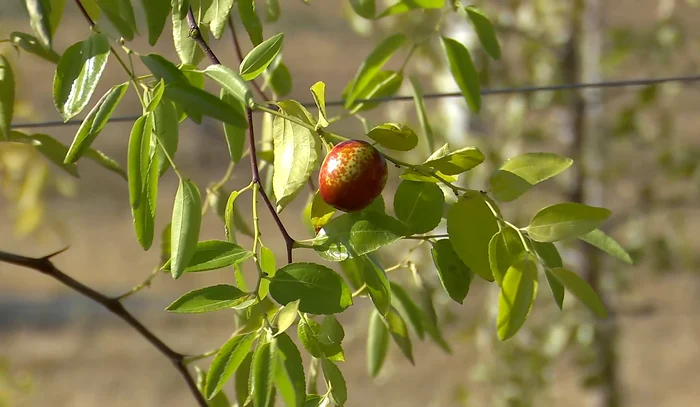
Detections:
0,1,636,406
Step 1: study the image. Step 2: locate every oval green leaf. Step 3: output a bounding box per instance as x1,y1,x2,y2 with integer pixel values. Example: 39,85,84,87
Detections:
446,193,499,281
465,6,501,60
488,227,525,286
141,0,170,45
527,202,612,243
549,267,608,319
127,114,153,209
579,228,633,265
204,332,256,399
423,144,485,175
161,240,253,273
166,284,252,313
431,239,472,304
65,82,128,163
252,339,276,407
441,36,480,112
204,64,254,108
320,359,347,406
389,282,425,339
358,255,391,315
269,262,353,314
367,309,389,377
240,33,284,81
367,123,418,151
53,33,111,121
383,307,414,363
274,332,306,407
497,257,537,341
345,33,406,107
164,82,247,127
350,0,376,19
393,180,444,234
490,152,573,202
238,0,263,45
170,179,203,279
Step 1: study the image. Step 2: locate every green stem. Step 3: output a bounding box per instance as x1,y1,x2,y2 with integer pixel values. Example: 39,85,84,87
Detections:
182,348,219,364
404,234,449,240
254,104,317,132
351,283,368,298
382,154,461,195
115,267,161,301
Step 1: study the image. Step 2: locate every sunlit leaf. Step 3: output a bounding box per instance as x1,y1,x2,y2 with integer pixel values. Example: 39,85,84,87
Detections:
238,0,263,45
311,191,336,232
488,228,525,286
202,0,234,39
497,257,537,340
579,228,633,264
161,240,254,273
252,338,276,407
170,179,203,279
205,333,256,399
0,55,15,141
345,33,406,107
166,284,253,313
127,114,152,210
367,123,418,151
274,332,306,407
53,33,110,120
269,262,353,314
423,144,484,175
393,180,444,234
527,203,611,242
240,33,284,80
490,153,573,202
310,81,329,128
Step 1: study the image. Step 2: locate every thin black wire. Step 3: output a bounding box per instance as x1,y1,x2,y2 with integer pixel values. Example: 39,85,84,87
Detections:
10,74,700,130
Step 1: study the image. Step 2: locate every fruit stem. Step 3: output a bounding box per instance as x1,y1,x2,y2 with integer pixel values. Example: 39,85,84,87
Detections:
382,155,461,195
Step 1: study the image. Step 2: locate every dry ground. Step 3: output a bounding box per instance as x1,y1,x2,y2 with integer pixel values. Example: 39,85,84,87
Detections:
1,1,700,406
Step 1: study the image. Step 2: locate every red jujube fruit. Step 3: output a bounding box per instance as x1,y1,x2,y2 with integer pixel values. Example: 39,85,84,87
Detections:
318,140,388,212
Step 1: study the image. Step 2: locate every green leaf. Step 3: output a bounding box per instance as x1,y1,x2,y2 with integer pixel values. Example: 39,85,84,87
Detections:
171,0,188,20
234,353,253,407
320,359,347,406
53,33,111,121
447,193,499,281
204,64,254,108
269,61,292,97
527,203,612,243
274,333,306,407
441,36,480,112
311,191,336,233
164,82,247,127
64,82,128,163
152,98,179,177
196,368,231,407
269,263,353,314
145,79,165,113
367,309,389,377
205,333,256,399
393,180,444,234
389,282,425,339
497,257,537,341
140,53,189,85
172,11,204,65
377,0,443,18
423,144,485,175
25,0,56,48
141,0,170,45
224,190,241,242
549,267,608,318
409,76,434,152
345,70,403,113
170,179,203,279
252,338,276,407
218,91,248,167
383,307,414,363
9,31,61,63
83,147,127,180
488,228,525,286
96,0,137,41
464,6,501,60
431,239,472,304
318,315,345,347
161,240,253,273
400,167,457,184
240,33,284,81
8,131,78,177
579,229,633,264
345,33,406,107
310,81,329,128
490,153,573,202
350,0,375,19
275,300,300,334
338,256,367,291
544,268,565,310
358,255,391,315
271,110,322,212
258,245,277,299
238,0,263,45
127,114,153,210
533,241,565,308
367,123,418,151
166,284,253,313
202,0,235,39
0,55,15,141
314,211,407,261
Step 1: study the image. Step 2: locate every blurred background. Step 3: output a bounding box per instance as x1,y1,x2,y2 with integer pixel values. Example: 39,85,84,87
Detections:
1,0,700,406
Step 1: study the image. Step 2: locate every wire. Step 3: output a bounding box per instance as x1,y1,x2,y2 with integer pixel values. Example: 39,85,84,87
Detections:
10,74,700,130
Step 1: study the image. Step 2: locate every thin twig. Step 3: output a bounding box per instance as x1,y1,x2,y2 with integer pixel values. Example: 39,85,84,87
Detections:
228,17,268,101
0,250,208,407
187,8,295,263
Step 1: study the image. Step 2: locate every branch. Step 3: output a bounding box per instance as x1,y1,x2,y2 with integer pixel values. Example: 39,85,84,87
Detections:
227,17,269,101
0,250,208,407
187,8,295,263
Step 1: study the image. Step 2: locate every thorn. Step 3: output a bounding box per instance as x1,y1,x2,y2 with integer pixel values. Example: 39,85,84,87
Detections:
41,246,70,260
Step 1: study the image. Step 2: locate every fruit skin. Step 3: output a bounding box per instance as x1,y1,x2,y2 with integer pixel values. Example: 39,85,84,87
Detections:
318,139,388,212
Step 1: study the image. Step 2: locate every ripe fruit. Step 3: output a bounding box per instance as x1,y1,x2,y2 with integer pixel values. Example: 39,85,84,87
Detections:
318,139,388,212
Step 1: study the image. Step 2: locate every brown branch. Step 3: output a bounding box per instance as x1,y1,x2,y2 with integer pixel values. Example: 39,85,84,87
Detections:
0,249,208,407
187,8,295,263
227,17,269,101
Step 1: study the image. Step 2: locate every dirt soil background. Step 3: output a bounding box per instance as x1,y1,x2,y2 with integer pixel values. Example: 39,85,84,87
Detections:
1,1,700,406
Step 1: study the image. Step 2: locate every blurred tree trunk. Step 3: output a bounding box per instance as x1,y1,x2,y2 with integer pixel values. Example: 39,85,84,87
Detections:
566,1,621,407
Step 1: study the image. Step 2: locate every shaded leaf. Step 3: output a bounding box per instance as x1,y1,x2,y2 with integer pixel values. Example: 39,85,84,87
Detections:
350,0,375,19
389,282,425,339
161,240,253,273
202,0,235,39
376,0,444,19
367,309,389,377
320,359,347,406
409,76,434,152
549,267,608,318
269,262,353,314
96,0,137,41
275,333,306,407
0,55,15,140
205,64,254,107
358,255,391,315
490,153,573,202
579,229,633,264
238,0,263,45
164,82,247,127
441,36,480,112
431,239,472,304
465,6,501,60
383,307,413,363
